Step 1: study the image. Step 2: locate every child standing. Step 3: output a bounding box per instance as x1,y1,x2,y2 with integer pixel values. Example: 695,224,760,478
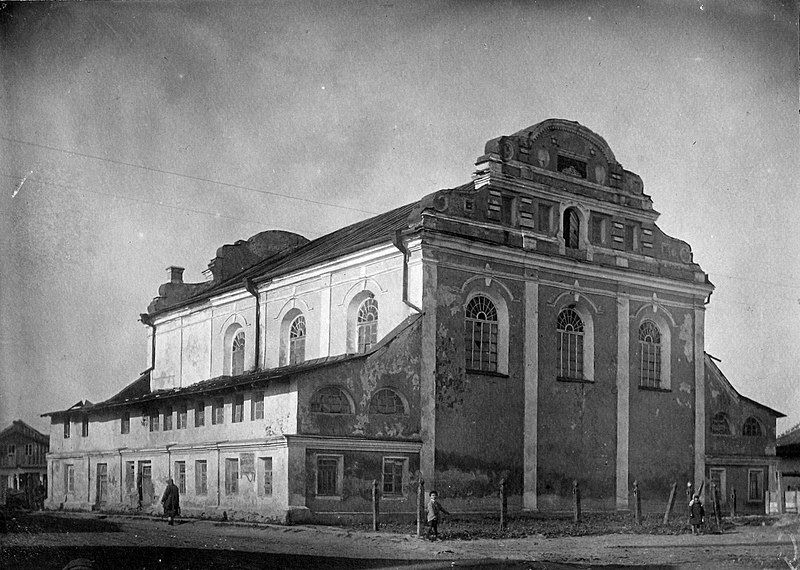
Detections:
426,490,450,540
688,494,705,535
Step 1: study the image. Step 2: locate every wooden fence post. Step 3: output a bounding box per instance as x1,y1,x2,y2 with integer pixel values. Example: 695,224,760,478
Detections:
416,478,425,538
572,480,581,524
633,480,642,525
499,478,507,530
663,482,677,525
730,488,736,518
372,479,379,531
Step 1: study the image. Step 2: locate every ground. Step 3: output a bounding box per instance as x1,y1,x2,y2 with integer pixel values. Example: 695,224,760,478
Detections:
2,510,799,569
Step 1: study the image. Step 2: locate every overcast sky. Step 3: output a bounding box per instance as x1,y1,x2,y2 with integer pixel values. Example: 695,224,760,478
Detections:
1,0,797,435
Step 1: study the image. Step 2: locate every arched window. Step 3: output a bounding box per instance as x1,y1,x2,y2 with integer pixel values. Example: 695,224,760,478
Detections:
711,411,731,435
231,331,245,376
563,208,580,249
557,308,584,380
743,417,762,437
464,296,499,372
289,315,306,365
639,321,662,388
370,388,406,415
357,297,379,353
310,386,353,414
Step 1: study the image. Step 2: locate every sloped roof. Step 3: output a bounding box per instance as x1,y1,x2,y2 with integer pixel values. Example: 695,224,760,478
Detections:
0,420,49,443
43,313,422,417
705,353,785,417
778,423,800,449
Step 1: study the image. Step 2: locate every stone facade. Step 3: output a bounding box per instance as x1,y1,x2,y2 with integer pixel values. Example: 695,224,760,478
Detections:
44,119,779,520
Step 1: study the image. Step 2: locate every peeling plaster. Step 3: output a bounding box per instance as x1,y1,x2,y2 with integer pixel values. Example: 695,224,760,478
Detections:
679,382,692,394
678,313,693,362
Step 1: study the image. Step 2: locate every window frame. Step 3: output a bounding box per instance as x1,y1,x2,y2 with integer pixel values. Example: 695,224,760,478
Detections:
65,464,75,494
315,454,344,499
149,409,160,432
639,320,662,389
81,416,89,437
231,330,246,376
258,456,273,497
195,401,205,427
310,386,354,414
748,468,764,503
212,399,225,425
289,315,307,365
195,460,208,495
710,411,732,435
174,461,186,494
357,297,379,353
121,411,131,435
163,405,173,431
232,394,244,423
225,457,239,495
63,419,71,439
381,457,407,498
743,416,763,437
177,403,187,430
370,388,407,415
251,392,264,421
464,295,499,373
709,467,727,501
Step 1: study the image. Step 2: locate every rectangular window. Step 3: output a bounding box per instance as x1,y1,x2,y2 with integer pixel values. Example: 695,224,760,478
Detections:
177,403,187,429
557,154,587,178
709,468,727,501
163,406,173,431
212,399,225,425
382,458,406,496
64,420,70,439
748,469,764,502
316,455,341,497
121,411,130,435
66,464,75,494
537,204,551,233
149,409,160,432
225,458,239,495
251,393,264,421
259,457,273,496
195,460,208,495
25,444,33,456
175,461,186,494
232,395,244,423
81,416,89,437
195,401,205,427
625,224,636,250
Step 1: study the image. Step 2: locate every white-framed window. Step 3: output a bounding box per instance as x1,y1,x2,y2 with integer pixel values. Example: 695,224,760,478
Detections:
357,297,379,353
65,464,75,494
711,411,731,435
639,320,661,388
748,468,764,502
225,458,239,495
212,399,225,425
557,308,584,380
382,457,407,497
258,457,273,496
231,331,246,376
709,467,727,500
370,388,407,415
195,460,208,495
289,315,306,365
464,296,499,372
232,394,244,423
743,417,762,437
175,461,186,494
310,386,353,414
251,392,264,420
315,454,343,497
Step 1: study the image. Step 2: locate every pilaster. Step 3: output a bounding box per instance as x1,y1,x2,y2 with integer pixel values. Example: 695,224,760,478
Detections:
616,293,630,510
523,278,539,510
420,259,437,483
694,306,706,488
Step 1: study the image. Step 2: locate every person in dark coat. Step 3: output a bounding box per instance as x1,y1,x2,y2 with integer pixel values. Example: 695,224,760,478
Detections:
688,494,705,535
160,478,180,526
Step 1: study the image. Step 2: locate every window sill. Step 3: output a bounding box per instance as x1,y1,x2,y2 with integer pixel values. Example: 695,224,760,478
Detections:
638,385,671,393
556,376,593,384
315,494,343,501
465,369,509,379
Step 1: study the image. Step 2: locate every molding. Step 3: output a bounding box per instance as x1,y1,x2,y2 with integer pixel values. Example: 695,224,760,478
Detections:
338,276,389,307
284,435,422,453
705,455,779,467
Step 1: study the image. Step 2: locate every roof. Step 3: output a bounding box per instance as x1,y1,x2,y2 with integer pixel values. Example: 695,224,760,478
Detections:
0,420,49,444
704,353,785,418
43,312,422,418
778,423,800,449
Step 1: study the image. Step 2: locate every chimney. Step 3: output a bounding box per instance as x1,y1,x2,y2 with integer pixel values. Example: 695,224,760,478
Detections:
167,266,185,284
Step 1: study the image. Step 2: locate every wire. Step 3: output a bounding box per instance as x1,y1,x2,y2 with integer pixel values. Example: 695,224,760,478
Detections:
1,134,381,216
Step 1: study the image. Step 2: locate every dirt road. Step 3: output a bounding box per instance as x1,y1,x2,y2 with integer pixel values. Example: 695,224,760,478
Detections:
2,511,798,569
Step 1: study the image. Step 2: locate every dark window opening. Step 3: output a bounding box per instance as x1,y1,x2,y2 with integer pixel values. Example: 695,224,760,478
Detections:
557,155,587,179
563,209,580,249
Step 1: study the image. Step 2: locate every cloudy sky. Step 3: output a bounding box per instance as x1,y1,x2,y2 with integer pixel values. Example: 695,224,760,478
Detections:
1,0,797,435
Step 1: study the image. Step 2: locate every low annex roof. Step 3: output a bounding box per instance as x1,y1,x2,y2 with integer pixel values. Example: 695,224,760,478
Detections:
705,352,785,418
42,313,422,418
0,419,49,443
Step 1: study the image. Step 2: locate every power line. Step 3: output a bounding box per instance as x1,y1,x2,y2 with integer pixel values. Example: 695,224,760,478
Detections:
1,134,380,216
1,172,282,228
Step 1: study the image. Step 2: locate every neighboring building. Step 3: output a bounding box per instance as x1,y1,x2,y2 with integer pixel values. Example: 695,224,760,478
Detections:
704,354,784,514
776,423,800,512
42,118,775,521
1,420,49,498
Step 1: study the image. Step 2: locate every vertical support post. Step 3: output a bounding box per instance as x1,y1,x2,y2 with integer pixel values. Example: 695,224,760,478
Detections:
633,480,642,525
663,482,677,525
372,480,379,531
416,478,425,538
730,488,737,518
778,471,786,514
794,487,799,516
573,480,581,523
500,478,507,530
